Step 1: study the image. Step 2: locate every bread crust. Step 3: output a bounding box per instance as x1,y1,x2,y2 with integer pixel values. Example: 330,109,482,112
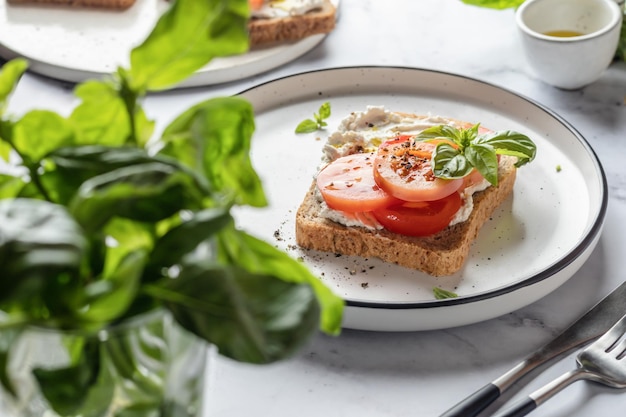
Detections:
248,0,336,46
295,149,518,277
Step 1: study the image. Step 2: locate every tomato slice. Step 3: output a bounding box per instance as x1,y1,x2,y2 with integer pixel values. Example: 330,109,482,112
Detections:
248,0,264,10
463,168,486,188
317,153,400,212
373,136,463,202
372,192,463,237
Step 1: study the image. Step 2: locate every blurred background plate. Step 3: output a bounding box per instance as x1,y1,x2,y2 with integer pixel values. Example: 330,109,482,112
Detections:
0,0,339,87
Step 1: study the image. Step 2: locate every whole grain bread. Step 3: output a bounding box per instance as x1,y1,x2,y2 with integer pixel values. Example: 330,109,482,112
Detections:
295,154,517,277
7,0,135,9
248,0,336,46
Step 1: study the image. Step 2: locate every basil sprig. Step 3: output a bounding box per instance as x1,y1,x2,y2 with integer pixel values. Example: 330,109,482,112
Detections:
0,0,344,414
295,102,331,133
416,124,537,186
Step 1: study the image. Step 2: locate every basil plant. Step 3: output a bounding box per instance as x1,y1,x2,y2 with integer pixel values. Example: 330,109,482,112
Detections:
0,0,344,414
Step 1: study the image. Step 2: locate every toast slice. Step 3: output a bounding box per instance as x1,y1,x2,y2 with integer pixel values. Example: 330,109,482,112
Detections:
295,155,517,277
248,0,336,46
7,0,135,9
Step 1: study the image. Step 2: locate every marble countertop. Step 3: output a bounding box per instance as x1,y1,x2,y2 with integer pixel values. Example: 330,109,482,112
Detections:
4,0,626,416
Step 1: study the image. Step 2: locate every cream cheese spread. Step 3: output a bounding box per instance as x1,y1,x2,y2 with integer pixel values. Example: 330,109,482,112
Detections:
251,0,326,19
317,106,491,230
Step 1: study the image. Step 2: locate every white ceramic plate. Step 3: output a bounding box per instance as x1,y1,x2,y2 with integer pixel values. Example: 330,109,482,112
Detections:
234,67,607,332
0,0,337,87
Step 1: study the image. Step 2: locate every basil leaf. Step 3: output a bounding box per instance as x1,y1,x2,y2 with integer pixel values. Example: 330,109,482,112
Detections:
0,174,26,199
0,121,12,160
42,146,164,205
475,130,537,167
317,101,331,120
129,0,249,91
0,199,86,303
69,163,205,233
12,110,75,162
295,119,319,133
217,227,344,336
433,287,458,299
0,326,21,397
431,143,473,179
460,0,525,9
465,143,499,185
70,81,132,146
151,262,319,364
101,315,165,398
159,97,266,207
78,250,147,324
416,125,463,144
147,208,232,274
33,337,101,416
0,59,28,116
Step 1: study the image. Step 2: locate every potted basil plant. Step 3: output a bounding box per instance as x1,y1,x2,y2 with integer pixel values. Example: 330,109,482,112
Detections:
0,0,344,416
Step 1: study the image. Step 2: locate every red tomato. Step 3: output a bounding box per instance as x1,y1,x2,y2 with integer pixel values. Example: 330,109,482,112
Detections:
372,192,463,237
463,168,485,188
373,136,463,202
249,0,264,10
317,153,400,212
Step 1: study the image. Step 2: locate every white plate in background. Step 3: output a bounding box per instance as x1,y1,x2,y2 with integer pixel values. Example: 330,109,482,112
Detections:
235,66,607,332
0,0,338,87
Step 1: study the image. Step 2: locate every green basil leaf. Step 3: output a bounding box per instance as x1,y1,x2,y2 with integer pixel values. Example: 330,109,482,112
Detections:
0,199,86,303
152,262,319,364
465,143,499,185
147,208,232,274
69,163,205,233
0,59,28,116
129,0,249,91
159,97,266,207
78,250,147,324
295,119,319,133
70,81,132,146
0,120,13,160
460,0,525,9
101,218,154,276
475,130,537,167
431,143,473,179
0,326,22,397
0,174,26,199
42,146,163,205
33,337,101,416
416,124,463,144
12,110,75,162
318,102,331,120
433,287,458,299
217,227,344,336
101,315,165,398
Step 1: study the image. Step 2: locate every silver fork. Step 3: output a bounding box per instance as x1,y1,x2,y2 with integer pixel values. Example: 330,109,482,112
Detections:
493,313,626,417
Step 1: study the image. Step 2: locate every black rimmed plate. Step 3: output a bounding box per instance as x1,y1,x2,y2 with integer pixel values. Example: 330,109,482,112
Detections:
235,66,607,331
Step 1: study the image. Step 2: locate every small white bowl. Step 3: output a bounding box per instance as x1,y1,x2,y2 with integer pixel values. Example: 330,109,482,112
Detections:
516,0,623,89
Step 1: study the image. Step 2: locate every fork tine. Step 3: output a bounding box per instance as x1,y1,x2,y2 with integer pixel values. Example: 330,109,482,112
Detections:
594,314,626,351
611,337,626,360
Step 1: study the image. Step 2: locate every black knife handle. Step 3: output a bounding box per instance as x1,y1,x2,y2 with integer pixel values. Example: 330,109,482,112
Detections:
439,383,501,417
492,397,538,417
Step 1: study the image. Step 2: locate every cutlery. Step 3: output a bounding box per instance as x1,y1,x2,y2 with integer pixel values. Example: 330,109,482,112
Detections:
492,312,626,417
439,280,626,417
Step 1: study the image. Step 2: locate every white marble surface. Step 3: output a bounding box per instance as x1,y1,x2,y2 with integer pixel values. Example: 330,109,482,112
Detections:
3,0,626,416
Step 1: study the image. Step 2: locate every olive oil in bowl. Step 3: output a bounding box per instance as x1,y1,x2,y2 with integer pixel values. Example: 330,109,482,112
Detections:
544,30,585,37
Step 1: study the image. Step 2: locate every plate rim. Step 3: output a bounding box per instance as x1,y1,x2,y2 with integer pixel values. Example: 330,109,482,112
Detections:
236,65,608,312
